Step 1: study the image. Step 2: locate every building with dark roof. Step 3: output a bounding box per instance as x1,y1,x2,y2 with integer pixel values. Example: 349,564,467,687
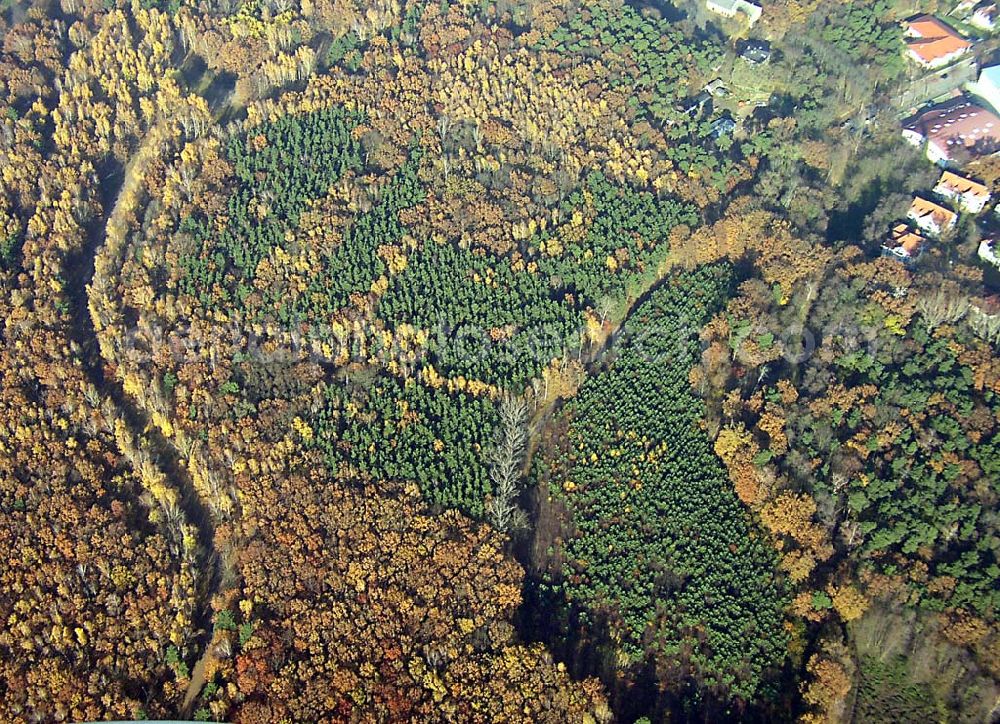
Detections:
711,117,737,138
739,39,771,63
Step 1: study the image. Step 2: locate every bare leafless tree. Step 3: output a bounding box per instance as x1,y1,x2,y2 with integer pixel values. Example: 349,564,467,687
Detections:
968,306,1000,347
485,395,528,533
916,289,969,332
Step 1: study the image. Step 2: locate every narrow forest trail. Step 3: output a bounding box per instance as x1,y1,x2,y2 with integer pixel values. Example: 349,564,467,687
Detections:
65,83,242,715
63,130,223,714
520,248,692,479
182,652,211,714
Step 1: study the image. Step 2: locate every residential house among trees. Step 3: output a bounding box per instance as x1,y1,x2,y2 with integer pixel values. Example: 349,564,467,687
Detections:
739,39,772,63
711,116,737,138
705,0,762,27
979,238,1000,267
704,78,728,96
902,97,1000,163
933,170,992,212
971,2,998,31
907,195,958,235
680,91,712,116
882,223,929,266
903,15,972,68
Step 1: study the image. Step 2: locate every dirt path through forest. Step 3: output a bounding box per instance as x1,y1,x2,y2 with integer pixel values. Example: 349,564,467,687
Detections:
66,79,244,717
65,133,222,717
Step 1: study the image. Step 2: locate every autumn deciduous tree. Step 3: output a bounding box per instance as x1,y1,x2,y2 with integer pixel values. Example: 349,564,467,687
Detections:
194,473,609,722
800,642,854,724
715,424,766,506
829,584,870,623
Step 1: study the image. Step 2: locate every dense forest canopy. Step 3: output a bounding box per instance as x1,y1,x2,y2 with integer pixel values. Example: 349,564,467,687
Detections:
532,265,789,709
0,0,997,721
